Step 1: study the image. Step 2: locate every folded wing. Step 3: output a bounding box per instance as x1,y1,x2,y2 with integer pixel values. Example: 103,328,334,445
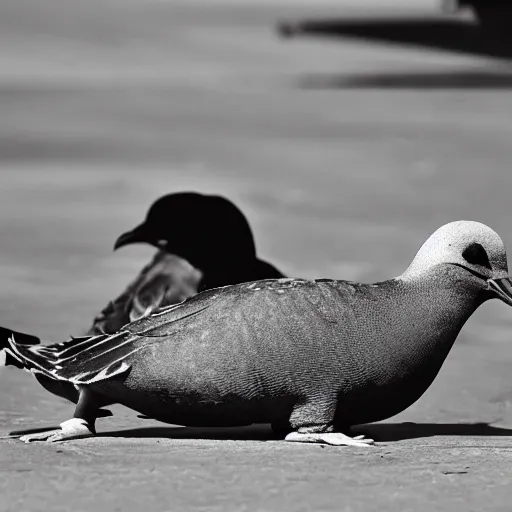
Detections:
88,250,202,335
4,284,226,386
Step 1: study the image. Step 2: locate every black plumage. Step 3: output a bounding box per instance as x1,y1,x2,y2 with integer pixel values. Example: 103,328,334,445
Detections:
88,193,284,335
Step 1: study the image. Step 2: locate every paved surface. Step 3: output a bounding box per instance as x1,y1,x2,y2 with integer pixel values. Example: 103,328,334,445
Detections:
2,0,512,510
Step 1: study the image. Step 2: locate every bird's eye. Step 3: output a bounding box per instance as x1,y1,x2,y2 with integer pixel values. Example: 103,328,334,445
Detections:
462,243,492,269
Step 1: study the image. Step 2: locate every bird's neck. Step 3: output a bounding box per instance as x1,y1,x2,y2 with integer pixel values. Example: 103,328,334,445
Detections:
334,273,486,425
376,272,485,381
396,267,485,331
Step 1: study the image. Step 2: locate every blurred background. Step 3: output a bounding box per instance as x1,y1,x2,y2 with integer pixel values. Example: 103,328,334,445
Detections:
2,0,512,434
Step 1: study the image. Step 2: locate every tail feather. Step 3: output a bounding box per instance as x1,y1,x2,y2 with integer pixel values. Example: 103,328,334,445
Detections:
0,326,41,348
0,327,94,376
0,327,42,369
38,334,111,362
0,326,137,385
2,338,56,377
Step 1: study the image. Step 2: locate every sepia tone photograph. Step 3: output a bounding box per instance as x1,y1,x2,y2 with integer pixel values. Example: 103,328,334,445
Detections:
1,0,512,510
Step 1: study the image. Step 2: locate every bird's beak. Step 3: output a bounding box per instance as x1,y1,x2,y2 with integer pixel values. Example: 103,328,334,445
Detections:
487,277,512,306
113,224,149,251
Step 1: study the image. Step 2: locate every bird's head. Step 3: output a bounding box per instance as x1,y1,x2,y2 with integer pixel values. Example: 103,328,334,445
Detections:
113,192,257,272
401,220,512,305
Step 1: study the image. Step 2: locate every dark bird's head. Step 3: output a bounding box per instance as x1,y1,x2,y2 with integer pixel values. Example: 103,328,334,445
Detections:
114,192,258,274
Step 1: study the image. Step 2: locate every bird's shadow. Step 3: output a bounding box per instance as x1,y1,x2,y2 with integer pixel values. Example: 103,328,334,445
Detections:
278,16,512,90
99,422,512,442
357,422,512,442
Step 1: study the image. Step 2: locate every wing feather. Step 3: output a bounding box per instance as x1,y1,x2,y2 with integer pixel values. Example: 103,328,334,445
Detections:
4,283,224,385
88,250,201,335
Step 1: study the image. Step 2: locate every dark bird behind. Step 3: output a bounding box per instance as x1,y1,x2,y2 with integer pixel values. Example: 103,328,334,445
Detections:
88,192,284,335
3,221,512,447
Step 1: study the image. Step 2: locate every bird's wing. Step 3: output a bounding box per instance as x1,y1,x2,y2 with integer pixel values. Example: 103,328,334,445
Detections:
86,252,162,335
128,267,200,323
5,332,135,385
88,250,201,335
5,285,227,386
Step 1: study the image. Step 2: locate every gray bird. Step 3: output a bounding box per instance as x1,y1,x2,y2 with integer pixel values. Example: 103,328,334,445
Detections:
2,221,512,447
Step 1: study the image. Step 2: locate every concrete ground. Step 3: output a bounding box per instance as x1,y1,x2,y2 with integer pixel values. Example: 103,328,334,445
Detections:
2,0,512,510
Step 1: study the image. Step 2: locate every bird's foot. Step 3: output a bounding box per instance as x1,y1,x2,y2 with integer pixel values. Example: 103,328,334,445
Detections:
2,425,62,439
18,419,94,443
4,408,112,439
285,431,375,447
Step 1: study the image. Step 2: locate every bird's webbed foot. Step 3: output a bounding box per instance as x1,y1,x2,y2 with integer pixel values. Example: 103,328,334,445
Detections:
3,425,62,439
19,418,95,443
286,399,375,447
10,387,111,443
285,429,374,447
3,408,111,440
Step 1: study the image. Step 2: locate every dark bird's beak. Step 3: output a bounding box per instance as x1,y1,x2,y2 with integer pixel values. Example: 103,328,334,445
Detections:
487,277,512,306
114,224,149,251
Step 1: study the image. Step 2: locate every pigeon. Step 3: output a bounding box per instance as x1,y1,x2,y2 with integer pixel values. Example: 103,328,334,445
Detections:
3,221,511,447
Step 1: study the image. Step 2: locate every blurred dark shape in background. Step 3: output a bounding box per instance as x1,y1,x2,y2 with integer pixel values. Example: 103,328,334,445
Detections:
454,0,512,36
278,6,512,61
296,69,512,90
